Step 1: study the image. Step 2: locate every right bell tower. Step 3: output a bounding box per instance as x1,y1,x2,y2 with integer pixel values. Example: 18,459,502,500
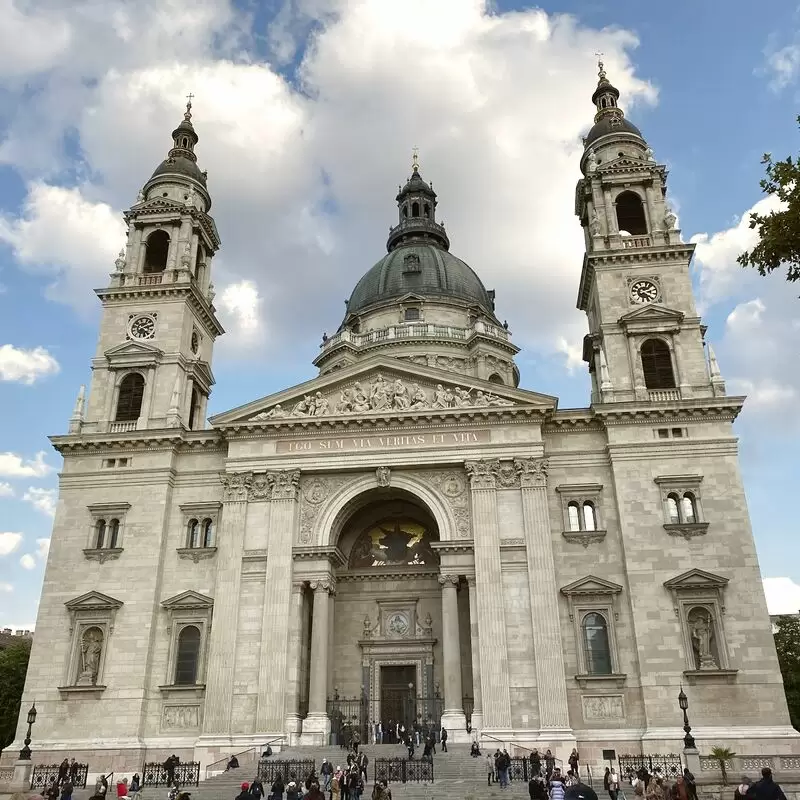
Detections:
575,61,725,404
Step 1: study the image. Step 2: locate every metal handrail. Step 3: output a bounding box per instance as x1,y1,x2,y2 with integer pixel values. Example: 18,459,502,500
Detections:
481,734,564,769
205,737,286,778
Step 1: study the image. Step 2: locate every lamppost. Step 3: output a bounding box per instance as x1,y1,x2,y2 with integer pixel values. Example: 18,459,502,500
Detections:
678,686,696,750
19,701,37,760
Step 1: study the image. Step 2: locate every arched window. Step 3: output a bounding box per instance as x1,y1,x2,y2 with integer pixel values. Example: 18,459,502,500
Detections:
116,373,145,422
187,519,200,549
615,191,648,235
567,502,581,532
582,612,612,675
189,388,200,430
144,230,170,273
411,201,420,217
202,518,214,548
174,625,201,685
95,519,106,549
641,339,676,390
404,308,420,322
667,494,680,524
108,519,120,549
423,203,431,218
682,493,697,524
582,502,597,532
487,373,504,385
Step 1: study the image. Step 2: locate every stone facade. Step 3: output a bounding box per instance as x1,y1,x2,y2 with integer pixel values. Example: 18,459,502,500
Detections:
7,73,799,775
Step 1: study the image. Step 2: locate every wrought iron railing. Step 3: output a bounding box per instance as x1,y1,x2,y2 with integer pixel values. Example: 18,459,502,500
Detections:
257,760,316,784
374,758,434,783
142,761,200,787
30,763,89,789
618,754,683,781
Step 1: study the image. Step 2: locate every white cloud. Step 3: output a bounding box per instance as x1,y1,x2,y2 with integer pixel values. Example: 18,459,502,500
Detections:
0,532,23,556
218,280,266,346
764,44,800,91
0,0,72,79
23,488,57,517
36,538,50,560
556,337,584,373
0,482,14,497
0,451,53,478
19,554,36,570
764,577,800,615
0,583,12,593
0,344,59,384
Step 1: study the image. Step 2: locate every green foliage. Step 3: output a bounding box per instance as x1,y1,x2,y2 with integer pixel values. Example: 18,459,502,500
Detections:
709,747,736,785
773,614,800,731
0,642,30,752
737,116,800,285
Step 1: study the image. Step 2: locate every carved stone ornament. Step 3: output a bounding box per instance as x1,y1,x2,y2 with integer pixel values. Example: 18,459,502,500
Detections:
376,466,391,488
427,470,471,538
495,461,520,489
248,373,513,421
664,522,709,540
438,574,459,588
250,473,272,501
220,471,253,502
561,530,607,548
83,547,123,564
514,457,548,488
268,469,301,501
309,577,335,594
298,475,351,544
465,459,500,490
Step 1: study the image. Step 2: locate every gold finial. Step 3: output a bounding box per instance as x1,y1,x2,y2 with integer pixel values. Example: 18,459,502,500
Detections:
185,92,194,120
412,146,419,172
595,52,606,81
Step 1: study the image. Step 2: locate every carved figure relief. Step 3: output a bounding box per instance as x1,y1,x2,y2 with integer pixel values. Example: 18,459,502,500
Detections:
427,470,471,538
582,695,624,721
77,626,104,686
688,607,719,670
249,375,513,421
162,705,200,730
376,466,391,488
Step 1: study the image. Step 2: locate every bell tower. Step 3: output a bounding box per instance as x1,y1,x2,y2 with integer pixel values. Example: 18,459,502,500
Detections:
77,99,224,435
574,62,725,404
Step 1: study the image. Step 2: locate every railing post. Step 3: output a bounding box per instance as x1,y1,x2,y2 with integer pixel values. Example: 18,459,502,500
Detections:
401,759,406,784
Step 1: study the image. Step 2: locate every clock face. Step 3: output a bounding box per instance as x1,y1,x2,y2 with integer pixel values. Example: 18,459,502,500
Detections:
129,314,156,340
629,279,659,304
190,331,200,354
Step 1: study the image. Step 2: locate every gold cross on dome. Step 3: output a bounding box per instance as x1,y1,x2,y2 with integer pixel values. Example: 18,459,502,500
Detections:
186,92,195,105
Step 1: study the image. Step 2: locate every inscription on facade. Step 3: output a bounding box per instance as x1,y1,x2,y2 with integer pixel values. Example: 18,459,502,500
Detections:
277,429,490,454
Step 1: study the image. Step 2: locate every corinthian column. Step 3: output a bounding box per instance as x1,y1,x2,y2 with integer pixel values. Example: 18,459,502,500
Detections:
283,580,306,744
256,469,300,733
514,458,571,732
466,576,484,734
202,472,252,734
303,577,334,745
465,460,511,730
439,574,466,733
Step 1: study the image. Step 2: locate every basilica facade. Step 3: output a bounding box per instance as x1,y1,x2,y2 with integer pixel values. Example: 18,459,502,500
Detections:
9,66,798,772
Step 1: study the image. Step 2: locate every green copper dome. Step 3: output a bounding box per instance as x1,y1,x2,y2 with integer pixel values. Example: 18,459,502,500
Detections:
346,242,496,317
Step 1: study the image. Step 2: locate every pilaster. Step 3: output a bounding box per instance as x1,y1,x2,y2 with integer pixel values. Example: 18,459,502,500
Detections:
514,457,572,733
465,460,511,730
255,469,300,733
466,575,484,735
284,580,306,745
202,471,252,734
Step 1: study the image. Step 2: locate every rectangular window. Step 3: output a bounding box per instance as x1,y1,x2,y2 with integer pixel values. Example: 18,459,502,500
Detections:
671,428,684,438
657,429,669,439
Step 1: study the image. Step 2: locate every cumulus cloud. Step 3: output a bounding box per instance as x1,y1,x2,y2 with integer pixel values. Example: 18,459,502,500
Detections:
0,0,657,373
0,451,53,478
36,538,51,560
0,344,59,384
764,577,800,615
0,532,23,556
763,44,800,91
0,482,14,497
23,488,57,517
19,554,36,570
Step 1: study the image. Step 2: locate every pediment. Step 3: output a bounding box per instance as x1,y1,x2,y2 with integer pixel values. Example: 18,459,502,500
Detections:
211,355,557,427
105,340,163,367
130,197,186,214
597,156,652,173
161,590,214,610
561,575,623,596
619,304,685,325
65,591,123,611
663,569,729,591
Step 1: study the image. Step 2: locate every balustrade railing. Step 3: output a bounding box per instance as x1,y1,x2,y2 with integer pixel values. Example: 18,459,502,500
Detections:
648,389,681,402
0,766,14,787
622,236,652,248
109,420,137,433
699,754,800,775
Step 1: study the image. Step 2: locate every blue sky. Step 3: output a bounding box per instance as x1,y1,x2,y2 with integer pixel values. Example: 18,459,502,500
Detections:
0,0,799,628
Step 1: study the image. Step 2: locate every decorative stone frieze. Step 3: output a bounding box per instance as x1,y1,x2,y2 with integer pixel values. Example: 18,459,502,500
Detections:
250,472,271,501
664,522,709,540
514,457,548,488
220,471,253,502
268,469,301,501
465,459,500,490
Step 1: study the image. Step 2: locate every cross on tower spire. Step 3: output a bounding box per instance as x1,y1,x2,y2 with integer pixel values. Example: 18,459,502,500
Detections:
185,93,194,120
412,146,419,173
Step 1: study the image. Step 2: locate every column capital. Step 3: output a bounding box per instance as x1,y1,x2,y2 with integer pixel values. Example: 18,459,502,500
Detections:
220,471,253,502
291,580,306,594
465,459,500,490
438,574,460,587
268,469,301,501
464,573,477,587
514,457,548,489
309,577,336,595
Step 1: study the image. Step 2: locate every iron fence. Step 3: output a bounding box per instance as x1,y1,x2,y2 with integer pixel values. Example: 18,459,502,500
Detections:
257,759,316,784
30,763,88,789
328,695,368,746
618,755,683,782
142,761,200,787
374,757,434,784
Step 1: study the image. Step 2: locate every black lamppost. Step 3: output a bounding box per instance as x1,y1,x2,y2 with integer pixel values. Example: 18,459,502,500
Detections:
19,701,37,760
678,686,695,749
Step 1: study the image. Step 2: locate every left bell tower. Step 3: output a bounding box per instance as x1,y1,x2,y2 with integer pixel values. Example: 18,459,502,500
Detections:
78,99,223,435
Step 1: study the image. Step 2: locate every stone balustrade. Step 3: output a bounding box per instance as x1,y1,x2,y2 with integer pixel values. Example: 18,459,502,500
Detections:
109,421,137,433
649,388,681,402
699,754,800,776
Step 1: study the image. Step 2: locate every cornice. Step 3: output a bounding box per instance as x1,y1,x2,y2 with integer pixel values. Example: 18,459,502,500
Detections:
593,397,744,425
292,545,347,567
317,333,520,362
430,540,474,554
587,244,696,269
51,429,223,455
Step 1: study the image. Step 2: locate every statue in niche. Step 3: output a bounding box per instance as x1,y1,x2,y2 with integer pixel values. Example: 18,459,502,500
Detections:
664,207,678,231
416,612,433,637
363,615,373,639
689,607,718,670
376,466,391,488
589,208,601,236
587,149,598,172
77,627,104,685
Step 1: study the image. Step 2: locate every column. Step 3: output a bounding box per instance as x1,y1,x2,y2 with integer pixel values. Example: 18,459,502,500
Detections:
465,460,511,731
256,470,300,733
303,577,334,743
283,581,306,744
466,576,484,735
202,472,252,734
439,574,466,733
514,458,572,732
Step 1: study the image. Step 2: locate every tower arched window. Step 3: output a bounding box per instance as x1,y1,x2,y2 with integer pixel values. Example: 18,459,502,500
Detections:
411,201,420,217
116,373,145,422
95,519,107,549
666,494,681,524
682,493,697,524
582,502,597,532
615,191,648,235
174,625,201,685
567,502,581,532
202,518,214,548
144,230,170,273
189,388,200,430
641,339,676,390
488,373,504,385
187,519,200,549
582,612,612,675
107,519,120,549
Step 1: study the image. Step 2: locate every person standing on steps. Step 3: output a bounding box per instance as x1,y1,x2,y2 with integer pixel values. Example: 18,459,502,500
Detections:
352,728,361,755
441,727,448,752
531,749,542,778
545,750,556,782
569,750,580,781
250,776,265,800
236,783,252,800
530,776,548,800
321,760,333,793
487,752,496,786
270,773,284,800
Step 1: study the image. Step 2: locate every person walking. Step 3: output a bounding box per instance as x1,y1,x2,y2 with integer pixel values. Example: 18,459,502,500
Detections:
609,768,620,800
352,729,361,755
236,783,252,800
487,753,496,786
569,750,580,781
321,760,333,793
682,769,697,800
734,778,751,800
545,751,556,782
441,727,448,753
549,770,566,800
529,776,547,800
748,768,788,800
250,776,265,800
270,775,285,800
530,749,542,778
60,780,74,800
